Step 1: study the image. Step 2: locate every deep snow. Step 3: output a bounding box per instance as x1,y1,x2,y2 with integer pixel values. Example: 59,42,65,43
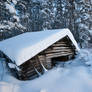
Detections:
0,49,92,92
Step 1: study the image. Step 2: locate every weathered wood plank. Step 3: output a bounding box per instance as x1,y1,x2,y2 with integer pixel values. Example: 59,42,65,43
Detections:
44,49,73,54
52,44,69,47
46,51,74,56
46,52,74,58
52,46,72,50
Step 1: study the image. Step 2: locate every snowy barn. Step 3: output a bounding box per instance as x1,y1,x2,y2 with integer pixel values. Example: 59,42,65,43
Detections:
0,29,79,80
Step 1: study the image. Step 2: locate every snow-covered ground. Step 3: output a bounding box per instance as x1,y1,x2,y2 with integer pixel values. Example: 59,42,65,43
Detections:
0,49,92,92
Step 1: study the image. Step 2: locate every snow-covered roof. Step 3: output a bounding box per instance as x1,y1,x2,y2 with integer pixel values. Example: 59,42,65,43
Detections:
0,29,80,66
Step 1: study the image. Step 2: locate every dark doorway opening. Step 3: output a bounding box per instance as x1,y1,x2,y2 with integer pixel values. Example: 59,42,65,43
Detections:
51,55,74,67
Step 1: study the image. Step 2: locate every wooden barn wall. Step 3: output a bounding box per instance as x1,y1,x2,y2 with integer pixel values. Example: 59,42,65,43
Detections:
37,36,75,69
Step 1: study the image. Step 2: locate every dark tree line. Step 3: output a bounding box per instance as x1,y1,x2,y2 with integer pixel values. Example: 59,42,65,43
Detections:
0,0,92,48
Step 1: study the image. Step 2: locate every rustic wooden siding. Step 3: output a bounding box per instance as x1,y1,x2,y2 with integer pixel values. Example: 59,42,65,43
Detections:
19,57,44,80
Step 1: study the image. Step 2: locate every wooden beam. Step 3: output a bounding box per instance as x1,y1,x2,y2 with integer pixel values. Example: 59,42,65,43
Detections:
44,49,73,54
46,52,74,58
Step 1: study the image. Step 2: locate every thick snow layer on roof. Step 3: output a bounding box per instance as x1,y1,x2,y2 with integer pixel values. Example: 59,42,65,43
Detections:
0,29,80,66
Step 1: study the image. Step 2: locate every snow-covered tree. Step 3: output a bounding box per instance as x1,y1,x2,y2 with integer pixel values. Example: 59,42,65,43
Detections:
40,0,55,30
74,0,91,48
0,0,26,40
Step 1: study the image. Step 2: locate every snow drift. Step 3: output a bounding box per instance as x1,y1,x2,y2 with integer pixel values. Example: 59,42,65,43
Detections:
0,49,92,92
